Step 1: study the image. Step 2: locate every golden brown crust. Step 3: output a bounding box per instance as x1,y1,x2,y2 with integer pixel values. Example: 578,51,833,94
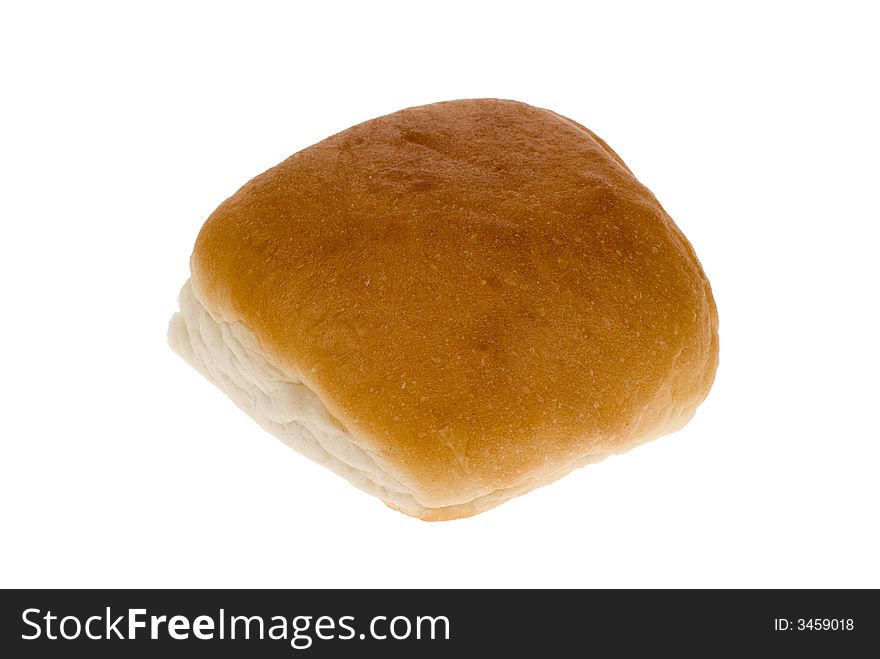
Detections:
190,99,719,509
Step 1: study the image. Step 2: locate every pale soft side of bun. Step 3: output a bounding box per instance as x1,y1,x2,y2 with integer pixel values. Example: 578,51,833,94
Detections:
169,99,719,520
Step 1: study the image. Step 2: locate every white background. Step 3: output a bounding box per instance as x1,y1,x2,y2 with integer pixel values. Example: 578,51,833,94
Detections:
2,1,878,588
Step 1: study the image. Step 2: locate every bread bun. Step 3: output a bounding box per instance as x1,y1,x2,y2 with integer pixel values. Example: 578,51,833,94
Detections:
169,99,718,520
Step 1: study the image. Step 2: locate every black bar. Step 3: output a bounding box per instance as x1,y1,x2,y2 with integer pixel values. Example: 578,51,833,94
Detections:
1,589,876,657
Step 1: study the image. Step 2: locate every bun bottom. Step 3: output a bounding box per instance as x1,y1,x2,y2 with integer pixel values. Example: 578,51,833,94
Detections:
168,281,696,521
